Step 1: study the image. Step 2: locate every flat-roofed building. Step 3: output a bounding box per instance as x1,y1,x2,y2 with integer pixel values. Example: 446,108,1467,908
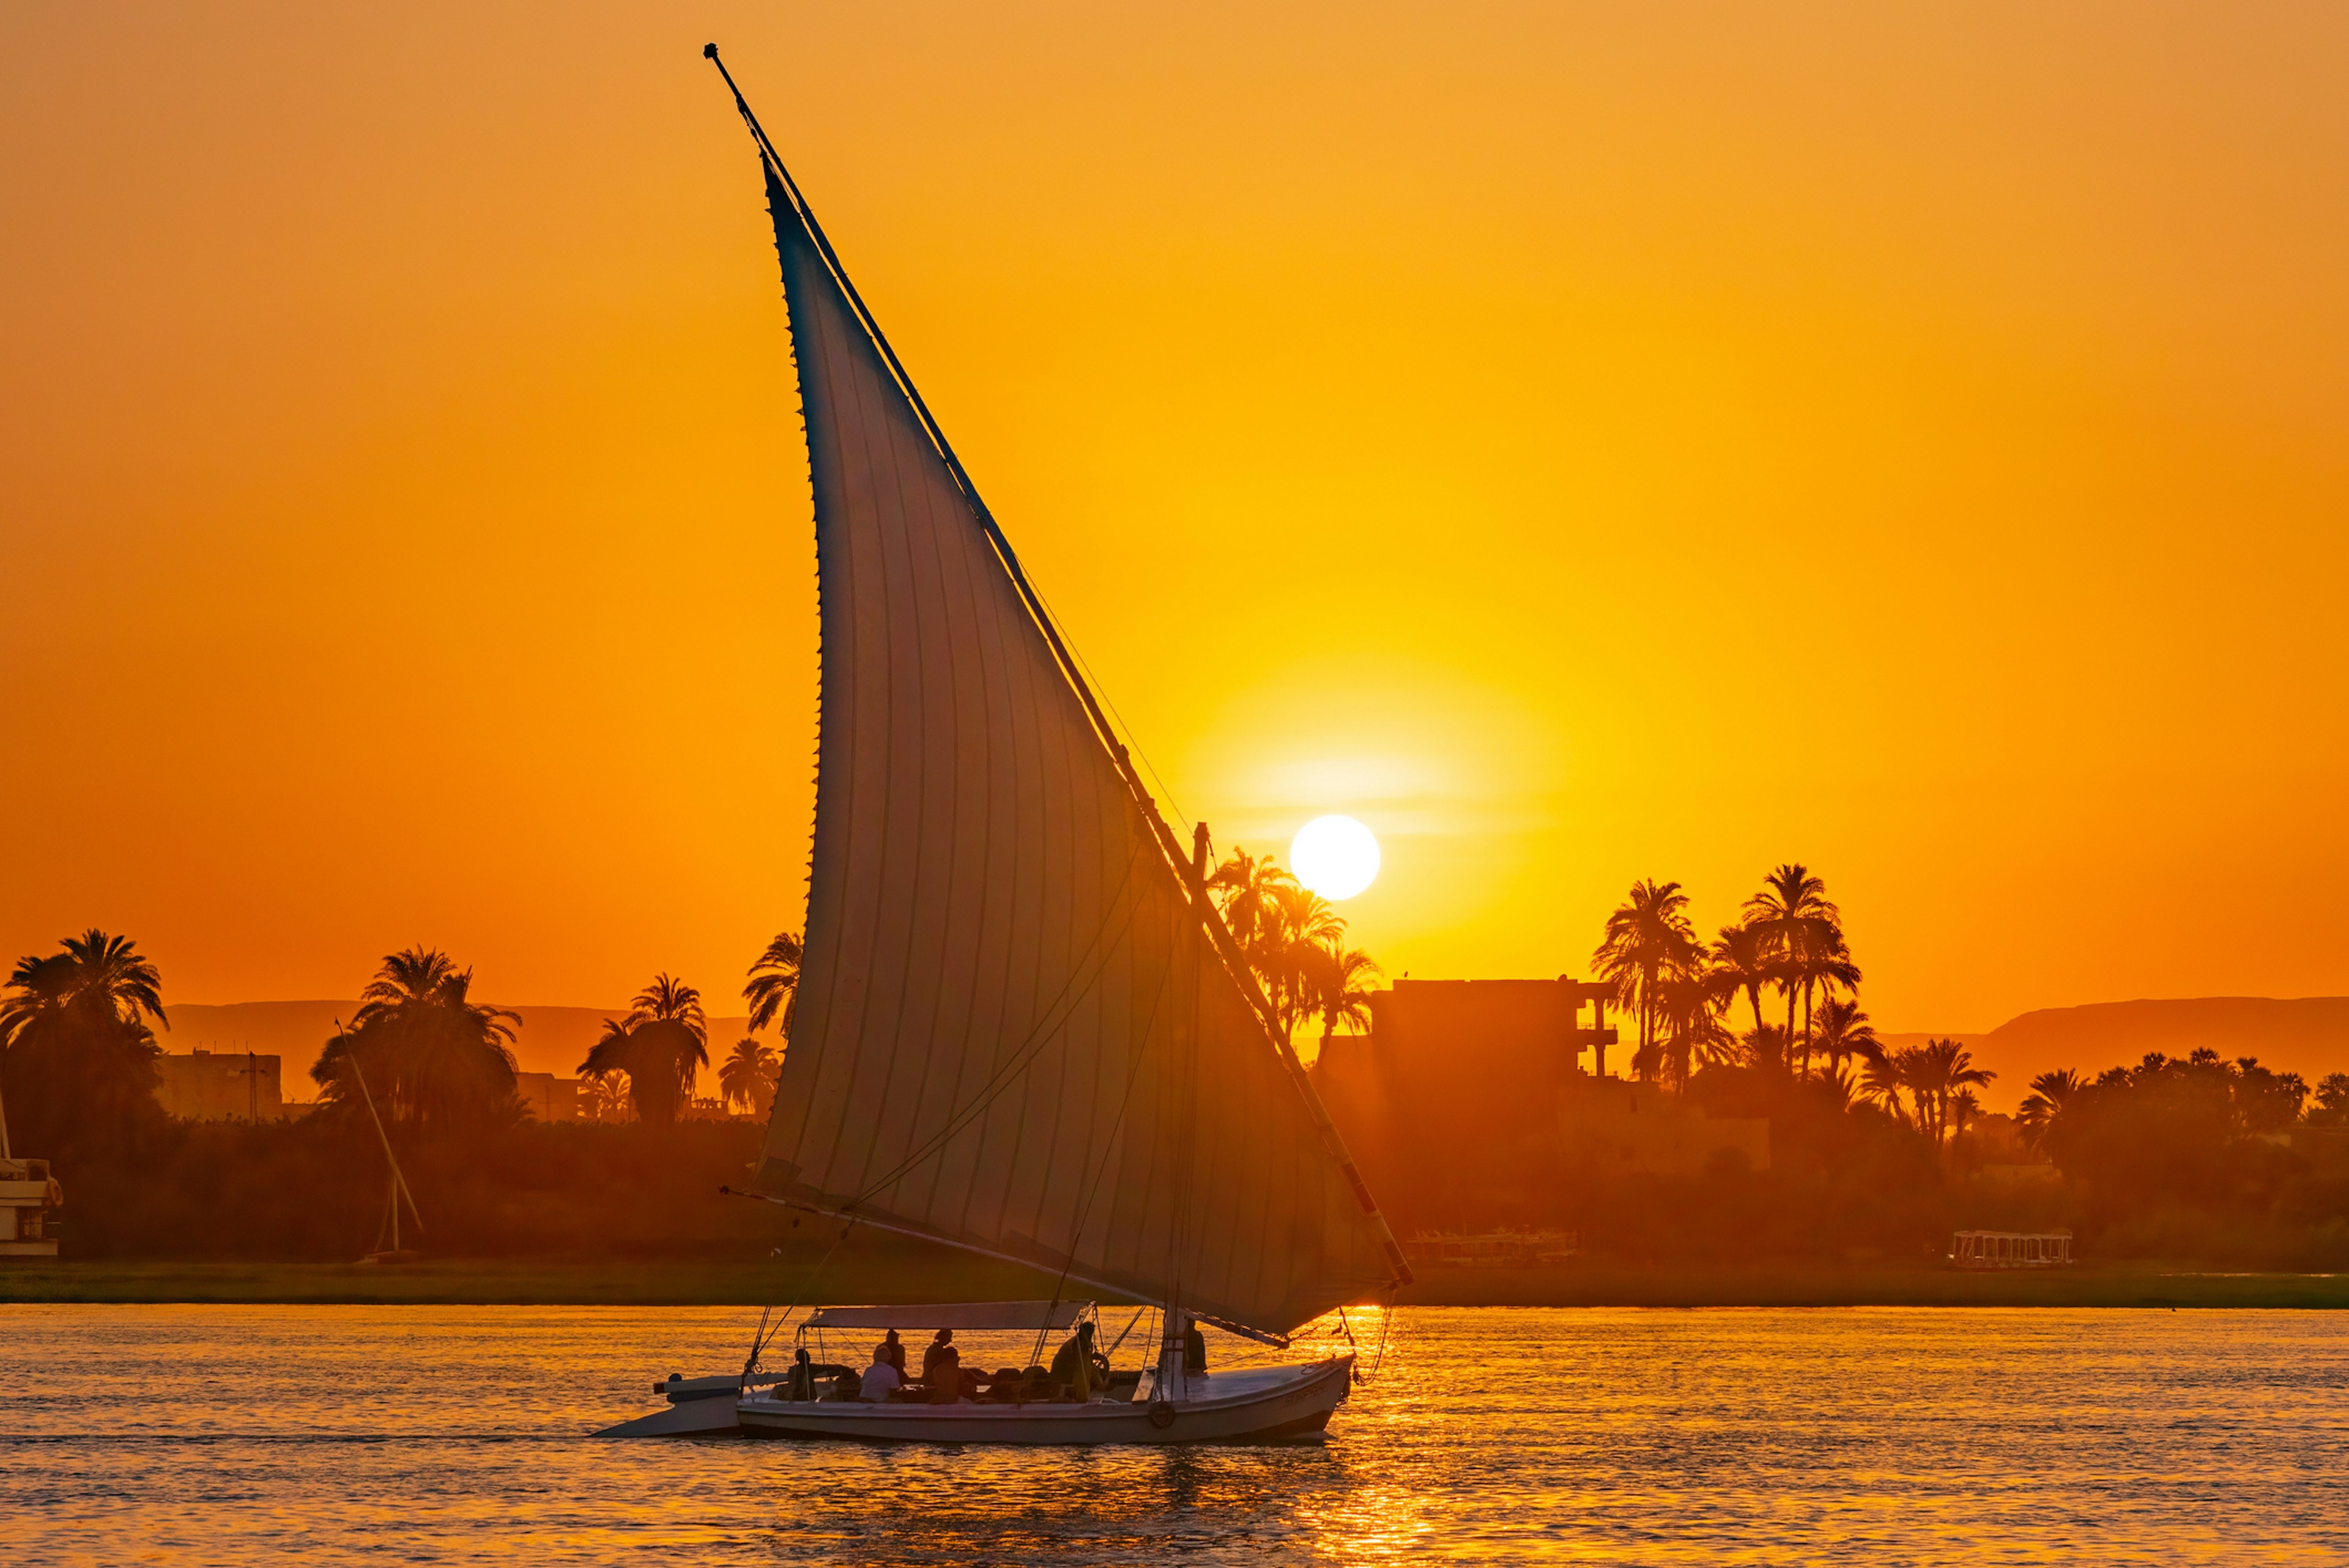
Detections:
1556,1074,1769,1178
0,1156,62,1259
515,1071,581,1123
1310,976,1619,1227
156,1049,287,1121
1311,975,1768,1226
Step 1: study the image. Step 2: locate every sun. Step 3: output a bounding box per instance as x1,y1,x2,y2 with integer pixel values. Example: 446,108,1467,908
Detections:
1290,815,1381,901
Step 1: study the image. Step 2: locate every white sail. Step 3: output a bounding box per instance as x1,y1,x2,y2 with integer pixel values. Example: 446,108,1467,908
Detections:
746,153,1408,1338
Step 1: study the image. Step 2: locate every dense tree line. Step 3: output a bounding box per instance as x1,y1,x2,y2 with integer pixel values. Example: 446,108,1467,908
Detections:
1589,865,1995,1150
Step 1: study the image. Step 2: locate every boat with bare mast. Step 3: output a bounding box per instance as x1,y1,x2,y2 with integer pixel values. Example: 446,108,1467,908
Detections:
349,1052,421,1264
597,46,1412,1443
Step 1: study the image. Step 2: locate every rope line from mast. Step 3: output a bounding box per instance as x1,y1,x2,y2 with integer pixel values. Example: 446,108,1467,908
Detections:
1019,935,1176,1388
838,838,1151,1215
744,1218,858,1378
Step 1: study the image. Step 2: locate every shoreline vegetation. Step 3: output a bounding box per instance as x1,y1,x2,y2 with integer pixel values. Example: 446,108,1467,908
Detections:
5,1257,2345,1310
9,895,2349,1293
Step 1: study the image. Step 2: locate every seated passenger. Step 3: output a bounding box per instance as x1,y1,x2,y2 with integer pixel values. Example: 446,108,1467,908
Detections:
785,1347,817,1402
925,1337,962,1404
857,1347,902,1402
875,1328,907,1378
1184,1316,1208,1375
1048,1320,1106,1401
826,1367,863,1401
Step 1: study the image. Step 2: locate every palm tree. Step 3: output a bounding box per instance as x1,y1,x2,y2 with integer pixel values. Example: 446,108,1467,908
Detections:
1901,1038,1994,1147
1809,996,1880,1084
1708,923,1773,1033
1654,970,1734,1092
1948,1087,1983,1148
0,930,169,1155
311,947,520,1132
1206,847,1290,961
1859,1043,1911,1125
1297,940,1381,1063
579,1066,633,1123
718,1036,781,1117
1592,880,1701,1081
579,1018,653,1122
742,930,804,1038
1261,882,1343,1040
0,930,168,1035
1742,864,1842,1075
579,974,710,1126
2016,1068,2083,1151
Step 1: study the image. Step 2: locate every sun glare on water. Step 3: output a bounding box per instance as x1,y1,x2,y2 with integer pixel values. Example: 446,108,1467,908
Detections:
1290,815,1380,900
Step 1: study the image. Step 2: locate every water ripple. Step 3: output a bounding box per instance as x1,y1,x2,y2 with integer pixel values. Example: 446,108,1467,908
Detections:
3,1303,2346,1562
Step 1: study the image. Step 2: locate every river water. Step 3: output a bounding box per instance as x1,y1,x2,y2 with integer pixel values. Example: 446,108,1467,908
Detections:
5,1304,2346,1563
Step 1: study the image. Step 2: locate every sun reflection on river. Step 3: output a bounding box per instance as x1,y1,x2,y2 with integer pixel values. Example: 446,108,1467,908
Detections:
3,1303,2346,1563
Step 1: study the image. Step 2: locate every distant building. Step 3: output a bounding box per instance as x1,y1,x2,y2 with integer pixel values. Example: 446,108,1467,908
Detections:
1310,975,1769,1227
0,1156,62,1259
156,1049,288,1121
514,1071,582,1123
1312,977,1615,1226
1557,1075,1768,1178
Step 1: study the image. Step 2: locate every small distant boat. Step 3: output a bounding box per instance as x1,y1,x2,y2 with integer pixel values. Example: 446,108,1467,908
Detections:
1950,1230,2074,1269
1404,1228,1581,1268
595,48,1413,1443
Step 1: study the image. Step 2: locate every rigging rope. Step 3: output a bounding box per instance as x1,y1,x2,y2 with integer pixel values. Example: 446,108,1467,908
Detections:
1361,1290,1397,1384
1020,944,1176,1389
842,840,1152,1213
744,1219,858,1378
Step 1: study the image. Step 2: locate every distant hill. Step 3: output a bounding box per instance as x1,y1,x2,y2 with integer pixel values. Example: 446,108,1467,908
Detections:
1884,997,2349,1111
164,1001,759,1098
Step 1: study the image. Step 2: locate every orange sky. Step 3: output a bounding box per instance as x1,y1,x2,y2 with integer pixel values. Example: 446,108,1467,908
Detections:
4,2,2346,1034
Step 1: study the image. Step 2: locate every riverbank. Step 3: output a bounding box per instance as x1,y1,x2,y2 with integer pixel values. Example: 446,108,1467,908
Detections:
1393,1263,2349,1309
5,1257,2344,1308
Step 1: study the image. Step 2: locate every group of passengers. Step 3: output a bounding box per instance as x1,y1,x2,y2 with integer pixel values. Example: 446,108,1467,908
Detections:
784,1319,1140,1405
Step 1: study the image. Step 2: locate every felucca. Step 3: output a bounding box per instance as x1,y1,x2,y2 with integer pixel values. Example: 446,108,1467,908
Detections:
598,46,1412,1444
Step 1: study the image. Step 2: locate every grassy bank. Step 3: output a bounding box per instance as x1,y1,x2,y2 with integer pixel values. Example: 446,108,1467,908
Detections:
5,1257,2344,1309
1394,1262,2349,1309
0,1248,1066,1307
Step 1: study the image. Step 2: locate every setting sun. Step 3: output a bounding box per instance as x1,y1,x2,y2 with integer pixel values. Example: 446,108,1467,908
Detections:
1291,815,1381,901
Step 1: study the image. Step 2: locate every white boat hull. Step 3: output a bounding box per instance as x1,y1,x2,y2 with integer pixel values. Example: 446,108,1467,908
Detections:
736,1356,1353,1445
595,1374,755,1437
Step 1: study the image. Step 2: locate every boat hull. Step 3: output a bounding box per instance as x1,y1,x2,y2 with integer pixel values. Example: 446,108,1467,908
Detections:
595,1373,757,1437
596,1394,745,1437
736,1356,1353,1445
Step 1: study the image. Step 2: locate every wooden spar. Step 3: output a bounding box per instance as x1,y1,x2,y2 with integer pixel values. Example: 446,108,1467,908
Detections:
718,1184,1288,1347
707,43,1412,1296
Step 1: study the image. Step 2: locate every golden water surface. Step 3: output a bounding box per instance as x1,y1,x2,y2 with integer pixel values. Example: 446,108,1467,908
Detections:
4,1304,2345,1563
